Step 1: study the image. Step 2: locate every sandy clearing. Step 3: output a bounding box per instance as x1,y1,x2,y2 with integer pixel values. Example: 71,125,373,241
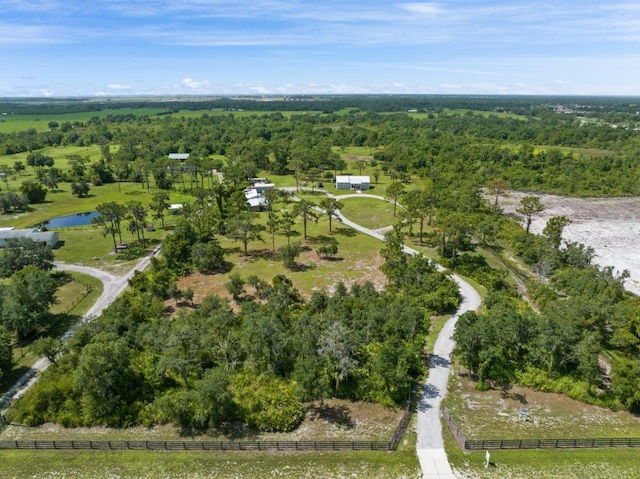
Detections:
498,192,640,295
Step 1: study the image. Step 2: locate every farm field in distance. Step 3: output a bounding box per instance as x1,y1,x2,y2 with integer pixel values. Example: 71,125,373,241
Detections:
1,95,640,478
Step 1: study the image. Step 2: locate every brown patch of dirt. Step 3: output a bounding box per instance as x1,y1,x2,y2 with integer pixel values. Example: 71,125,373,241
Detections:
498,192,640,294
449,372,640,439
168,271,241,313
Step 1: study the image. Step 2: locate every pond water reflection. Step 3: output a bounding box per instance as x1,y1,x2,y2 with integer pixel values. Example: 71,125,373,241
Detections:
43,211,100,228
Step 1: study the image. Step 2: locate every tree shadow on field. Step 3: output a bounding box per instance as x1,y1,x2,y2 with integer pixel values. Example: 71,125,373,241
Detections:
310,404,355,429
500,385,528,405
334,227,356,237
216,421,260,440
246,249,277,262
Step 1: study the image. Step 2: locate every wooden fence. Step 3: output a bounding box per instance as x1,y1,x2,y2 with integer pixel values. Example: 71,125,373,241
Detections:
465,438,640,450
443,407,640,450
0,405,16,428
442,407,468,449
389,403,413,450
0,439,391,451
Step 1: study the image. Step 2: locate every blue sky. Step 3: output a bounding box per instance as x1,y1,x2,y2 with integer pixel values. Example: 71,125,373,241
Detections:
1,1,640,97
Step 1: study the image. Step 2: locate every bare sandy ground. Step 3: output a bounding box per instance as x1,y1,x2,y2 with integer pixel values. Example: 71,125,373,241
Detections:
499,192,640,295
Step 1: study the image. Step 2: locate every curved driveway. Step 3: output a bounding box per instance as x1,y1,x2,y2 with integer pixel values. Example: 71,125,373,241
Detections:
335,203,481,479
1,246,160,405
4,186,480,478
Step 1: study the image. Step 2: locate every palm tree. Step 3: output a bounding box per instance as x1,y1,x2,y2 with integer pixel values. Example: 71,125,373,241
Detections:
319,197,343,233
385,181,405,217
354,159,368,176
294,199,318,240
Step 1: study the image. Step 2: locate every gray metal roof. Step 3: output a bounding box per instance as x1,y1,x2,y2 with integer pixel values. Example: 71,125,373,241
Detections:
0,228,59,246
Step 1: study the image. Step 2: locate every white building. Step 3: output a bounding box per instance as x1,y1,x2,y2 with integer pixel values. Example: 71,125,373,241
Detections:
335,175,370,191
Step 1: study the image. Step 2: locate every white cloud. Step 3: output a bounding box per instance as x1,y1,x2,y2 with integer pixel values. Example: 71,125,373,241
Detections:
180,76,211,90
107,84,133,90
398,3,444,16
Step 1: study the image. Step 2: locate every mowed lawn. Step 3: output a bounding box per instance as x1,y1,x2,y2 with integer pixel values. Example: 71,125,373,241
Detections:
177,207,389,303
338,196,397,231
0,446,420,479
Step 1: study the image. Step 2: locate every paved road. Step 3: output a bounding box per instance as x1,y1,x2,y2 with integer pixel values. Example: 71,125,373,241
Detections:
4,187,480,478
334,205,481,478
282,186,480,477
1,246,161,406
416,275,481,478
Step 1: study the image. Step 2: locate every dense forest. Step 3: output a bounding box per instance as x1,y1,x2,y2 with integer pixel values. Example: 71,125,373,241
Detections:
2,96,640,197
2,96,640,430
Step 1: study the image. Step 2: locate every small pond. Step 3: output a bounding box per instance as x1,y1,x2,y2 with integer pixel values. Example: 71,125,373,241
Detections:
43,211,100,228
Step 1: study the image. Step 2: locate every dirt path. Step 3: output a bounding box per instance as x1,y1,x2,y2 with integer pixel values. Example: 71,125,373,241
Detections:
499,192,640,295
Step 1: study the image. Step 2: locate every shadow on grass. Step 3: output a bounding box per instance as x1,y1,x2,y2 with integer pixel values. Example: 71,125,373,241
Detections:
115,239,161,261
285,262,316,272
334,227,357,237
310,404,356,429
306,235,340,245
215,422,260,440
500,385,528,405
246,249,278,262
51,270,73,286
318,256,344,262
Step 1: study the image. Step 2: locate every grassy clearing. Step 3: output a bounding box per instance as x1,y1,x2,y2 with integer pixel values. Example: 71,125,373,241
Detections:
532,144,616,157
178,211,388,302
50,272,103,316
338,197,396,230
0,447,420,479
52,228,164,275
0,109,172,133
0,180,192,230
0,108,321,134
0,144,105,170
332,145,376,158
435,109,529,120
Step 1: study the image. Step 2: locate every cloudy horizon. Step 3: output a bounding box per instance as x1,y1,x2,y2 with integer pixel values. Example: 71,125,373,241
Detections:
2,1,640,98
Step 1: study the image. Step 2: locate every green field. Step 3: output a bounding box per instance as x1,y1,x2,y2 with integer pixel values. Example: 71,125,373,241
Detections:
0,108,318,134
444,425,640,479
0,446,420,479
338,196,396,230
0,109,168,133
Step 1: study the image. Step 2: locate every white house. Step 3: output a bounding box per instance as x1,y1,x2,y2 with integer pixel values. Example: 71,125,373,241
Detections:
244,186,272,211
335,175,370,191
